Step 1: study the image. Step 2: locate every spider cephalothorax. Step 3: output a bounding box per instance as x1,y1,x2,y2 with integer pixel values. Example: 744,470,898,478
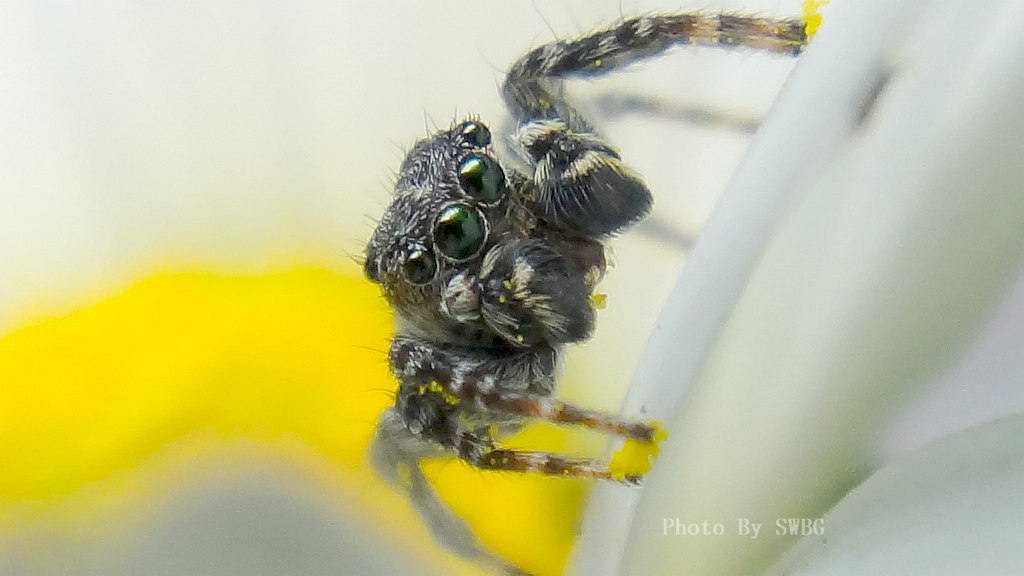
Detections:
366,119,603,349
363,11,809,574
367,117,640,354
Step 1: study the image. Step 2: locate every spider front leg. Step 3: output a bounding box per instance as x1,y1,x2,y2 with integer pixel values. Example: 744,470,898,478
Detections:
512,119,653,237
387,336,656,482
502,13,809,237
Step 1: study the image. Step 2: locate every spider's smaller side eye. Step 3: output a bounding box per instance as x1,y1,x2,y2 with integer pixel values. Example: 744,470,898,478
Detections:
434,204,486,261
458,155,506,203
460,121,491,147
404,249,437,285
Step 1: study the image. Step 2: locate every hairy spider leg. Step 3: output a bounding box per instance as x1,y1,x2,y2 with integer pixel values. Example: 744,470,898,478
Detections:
504,13,808,127
372,335,654,571
386,378,646,484
502,14,808,238
384,337,653,477
371,409,531,576
473,391,657,442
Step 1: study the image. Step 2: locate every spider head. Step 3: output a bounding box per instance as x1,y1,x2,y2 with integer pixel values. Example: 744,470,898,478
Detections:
365,119,598,348
364,120,514,338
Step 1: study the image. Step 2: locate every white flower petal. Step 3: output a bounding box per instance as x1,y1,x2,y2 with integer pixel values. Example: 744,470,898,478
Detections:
767,412,1024,576
574,0,1024,574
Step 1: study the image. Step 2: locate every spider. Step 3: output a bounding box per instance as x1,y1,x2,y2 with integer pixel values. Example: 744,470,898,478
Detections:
363,10,811,574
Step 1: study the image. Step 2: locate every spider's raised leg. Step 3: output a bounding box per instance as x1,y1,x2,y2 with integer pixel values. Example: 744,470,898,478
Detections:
502,13,809,237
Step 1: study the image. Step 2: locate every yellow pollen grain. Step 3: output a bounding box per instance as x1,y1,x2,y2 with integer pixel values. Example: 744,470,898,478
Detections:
609,422,668,478
803,0,828,39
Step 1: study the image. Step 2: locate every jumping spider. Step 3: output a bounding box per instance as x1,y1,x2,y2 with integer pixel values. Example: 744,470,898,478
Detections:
364,11,809,573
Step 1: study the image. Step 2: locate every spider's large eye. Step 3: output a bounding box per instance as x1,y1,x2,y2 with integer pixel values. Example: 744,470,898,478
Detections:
433,204,486,260
458,155,506,203
403,249,436,285
460,121,491,147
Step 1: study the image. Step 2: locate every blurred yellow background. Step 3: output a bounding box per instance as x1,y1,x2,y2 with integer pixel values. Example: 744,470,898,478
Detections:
0,267,587,575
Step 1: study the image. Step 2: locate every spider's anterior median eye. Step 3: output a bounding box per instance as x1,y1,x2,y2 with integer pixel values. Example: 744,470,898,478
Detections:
458,155,506,203
404,249,436,285
460,121,491,147
434,204,486,260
